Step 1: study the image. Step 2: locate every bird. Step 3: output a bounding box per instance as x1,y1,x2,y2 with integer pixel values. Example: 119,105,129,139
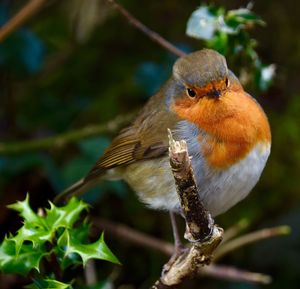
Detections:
55,48,271,219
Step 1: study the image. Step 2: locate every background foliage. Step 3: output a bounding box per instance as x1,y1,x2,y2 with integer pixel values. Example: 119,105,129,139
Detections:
0,0,299,288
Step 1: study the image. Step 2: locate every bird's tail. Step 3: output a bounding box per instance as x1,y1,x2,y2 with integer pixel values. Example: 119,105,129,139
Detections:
54,178,99,204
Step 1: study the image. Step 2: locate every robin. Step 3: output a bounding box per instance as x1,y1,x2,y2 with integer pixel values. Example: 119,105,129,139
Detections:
55,49,271,219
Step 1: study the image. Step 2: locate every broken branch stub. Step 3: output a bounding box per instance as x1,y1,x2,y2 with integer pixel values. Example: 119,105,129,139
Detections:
168,129,214,242
151,131,223,288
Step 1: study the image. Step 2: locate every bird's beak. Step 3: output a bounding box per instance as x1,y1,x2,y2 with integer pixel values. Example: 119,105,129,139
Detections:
206,89,221,99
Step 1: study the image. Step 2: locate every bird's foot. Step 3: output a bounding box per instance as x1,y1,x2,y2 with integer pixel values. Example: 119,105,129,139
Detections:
162,244,189,275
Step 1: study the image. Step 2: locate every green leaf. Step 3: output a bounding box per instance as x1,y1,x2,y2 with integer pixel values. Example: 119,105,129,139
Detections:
58,230,120,266
186,6,220,40
0,238,46,275
8,196,89,254
256,63,276,91
88,280,113,289
55,222,90,270
186,3,275,91
45,197,89,230
7,195,50,254
1,195,119,277
186,5,265,41
7,194,42,226
11,223,52,255
226,8,265,27
26,278,73,289
71,220,90,243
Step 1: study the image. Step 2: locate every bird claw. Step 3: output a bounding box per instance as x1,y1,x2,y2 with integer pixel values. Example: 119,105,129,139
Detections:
162,245,189,275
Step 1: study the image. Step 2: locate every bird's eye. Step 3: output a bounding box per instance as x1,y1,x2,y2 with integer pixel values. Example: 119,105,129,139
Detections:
225,77,230,87
187,88,197,98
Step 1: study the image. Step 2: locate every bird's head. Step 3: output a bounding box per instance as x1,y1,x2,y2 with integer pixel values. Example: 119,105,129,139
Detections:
173,48,229,100
167,49,271,158
169,49,242,125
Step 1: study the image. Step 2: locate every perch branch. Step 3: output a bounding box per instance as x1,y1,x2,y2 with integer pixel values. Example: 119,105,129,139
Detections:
0,112,134,155
0,0,46,43
93,217,174,256
93,217,273,285
200,264,272,284
168,131,215,242
106,0,186,57
151,130,223,288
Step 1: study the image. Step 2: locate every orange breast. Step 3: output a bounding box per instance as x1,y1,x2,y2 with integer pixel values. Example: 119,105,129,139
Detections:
173,85,271,168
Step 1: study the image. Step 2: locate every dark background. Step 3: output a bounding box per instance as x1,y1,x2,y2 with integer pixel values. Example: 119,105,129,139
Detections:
0,0,299,288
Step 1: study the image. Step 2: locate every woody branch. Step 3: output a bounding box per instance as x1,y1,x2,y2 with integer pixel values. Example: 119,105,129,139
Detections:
106,0,186,58
151,131,223,288
0,0,46,43
94,217,292,284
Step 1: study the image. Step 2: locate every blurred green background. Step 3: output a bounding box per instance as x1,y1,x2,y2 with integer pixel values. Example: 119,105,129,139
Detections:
0,0,299,288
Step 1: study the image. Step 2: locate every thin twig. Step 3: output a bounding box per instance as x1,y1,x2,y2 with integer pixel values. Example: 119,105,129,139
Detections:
0,0,46,42
106,0,186,58
200,265,272,285
93,217,174,256
92,217,272,285
0,112,135,155
84,260,97,286
214,225,291,261
222,218,250,243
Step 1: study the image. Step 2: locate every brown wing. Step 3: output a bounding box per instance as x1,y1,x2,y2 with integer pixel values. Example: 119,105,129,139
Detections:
54,80,181,203
85,129,168,181
85,88,179,182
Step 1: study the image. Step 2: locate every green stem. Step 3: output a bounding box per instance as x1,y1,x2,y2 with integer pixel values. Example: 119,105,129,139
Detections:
0,112,135,155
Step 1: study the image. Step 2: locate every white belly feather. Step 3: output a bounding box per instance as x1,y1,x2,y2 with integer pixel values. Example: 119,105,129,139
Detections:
121,142,270,217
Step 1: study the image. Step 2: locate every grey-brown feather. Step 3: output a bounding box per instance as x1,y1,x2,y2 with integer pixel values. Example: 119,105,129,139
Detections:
55,81,181,203
55,49,232,205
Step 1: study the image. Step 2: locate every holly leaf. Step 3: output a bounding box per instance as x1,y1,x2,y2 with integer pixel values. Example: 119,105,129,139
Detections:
1,195,119,276
186,5,265,41
45,197,89,230
7,195,50,254
7,196,89,255
7,194,43,226
55,222,90,270
58,229,120,266
0,238,46,275
26,278,73,289
186,4,275,91
226,8,265,28
255,63,276,91
186,6,221,40
10,223,51,255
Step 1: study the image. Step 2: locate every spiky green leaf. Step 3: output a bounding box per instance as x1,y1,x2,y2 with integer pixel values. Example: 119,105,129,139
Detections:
186,4,275,91
11,223,52,255
0,238,46,275
58,229,120,266
186,5,265,40
1,195,119,277
7,194,43,226
26,278,73,289
226,8,265,28
45,198,89,230
55,221,90,270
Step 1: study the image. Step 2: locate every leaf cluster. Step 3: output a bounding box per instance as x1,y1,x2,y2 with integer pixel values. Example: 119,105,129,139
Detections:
186,4,275,91
0,195,119,288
